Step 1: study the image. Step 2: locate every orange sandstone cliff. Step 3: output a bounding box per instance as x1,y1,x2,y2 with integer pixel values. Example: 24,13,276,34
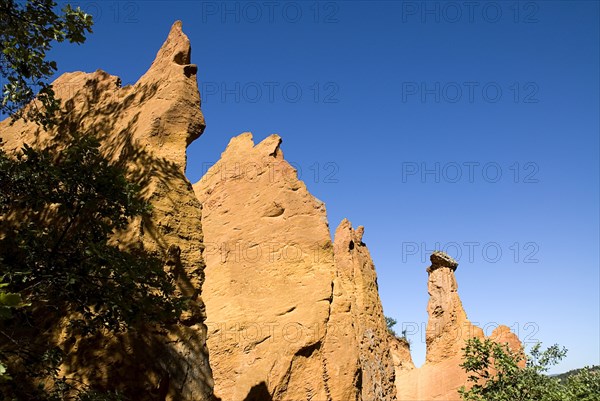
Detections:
0,20,523,401
395,251,521,401
0,22,214,400
193,133,400,401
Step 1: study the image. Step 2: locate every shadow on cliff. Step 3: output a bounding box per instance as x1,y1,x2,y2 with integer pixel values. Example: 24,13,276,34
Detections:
243,382,273,401
1,76,212,399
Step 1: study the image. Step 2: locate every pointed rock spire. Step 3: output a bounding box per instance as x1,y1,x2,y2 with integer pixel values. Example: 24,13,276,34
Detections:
193,132,335,401
0,21,213,400
135,20,205,161
142,20,195,77
157,21,191,64
332,219,399,401
396,252,522,400
425,251,476,363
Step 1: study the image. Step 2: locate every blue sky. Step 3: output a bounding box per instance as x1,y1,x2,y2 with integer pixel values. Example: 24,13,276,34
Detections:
39,1,599,373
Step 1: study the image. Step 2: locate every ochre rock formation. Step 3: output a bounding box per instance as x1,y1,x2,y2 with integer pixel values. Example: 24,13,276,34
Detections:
425,251,483,365
332,219,399,401
193,132,336,401
0,21,214,400
389,336,416,377
395,251,522,401
193,133,401,401
0,17,524,401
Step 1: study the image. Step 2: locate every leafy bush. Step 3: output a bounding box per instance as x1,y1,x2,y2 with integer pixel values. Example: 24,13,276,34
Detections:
0,133,186,399
459,338,599,401
385,316,397,336
0,0,93,126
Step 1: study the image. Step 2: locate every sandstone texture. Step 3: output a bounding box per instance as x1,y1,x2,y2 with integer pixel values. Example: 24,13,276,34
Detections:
332,219,399,401
0,17,525,401
389,336,415,376
193,133,400,401
425,251,483,365
395,251,522,401
0,22,214,400
194,133,335,401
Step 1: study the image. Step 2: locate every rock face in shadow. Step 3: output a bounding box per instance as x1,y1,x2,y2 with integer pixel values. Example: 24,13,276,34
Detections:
193,133,400,401
395,251,521,401
0,21,214,400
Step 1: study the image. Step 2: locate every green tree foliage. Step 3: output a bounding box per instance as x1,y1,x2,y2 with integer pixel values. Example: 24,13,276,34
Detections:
385,316,397,336
385,316,410,347
555,365,600,382
0,280,28,320
0,0,93,126
0,134,186,399
0,134,186,332
564,367,600,401
0,279,28,382
459,338,599,401
0,2,188,399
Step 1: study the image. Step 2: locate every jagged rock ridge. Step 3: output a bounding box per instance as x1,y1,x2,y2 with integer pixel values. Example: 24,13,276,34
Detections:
193,133,401,401
0,19,525,401
0,21,214,401
332,219,399,400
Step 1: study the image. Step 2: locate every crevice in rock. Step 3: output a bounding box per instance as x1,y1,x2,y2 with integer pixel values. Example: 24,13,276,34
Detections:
173,50,191,65
319,280,335,401
243,382,272,401
254,335,271,347
183,64,198,78
295,340,322,358
264,202,285,217
276,306,296,316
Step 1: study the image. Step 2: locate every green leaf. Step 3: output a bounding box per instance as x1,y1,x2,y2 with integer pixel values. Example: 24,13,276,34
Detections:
0,292,23,307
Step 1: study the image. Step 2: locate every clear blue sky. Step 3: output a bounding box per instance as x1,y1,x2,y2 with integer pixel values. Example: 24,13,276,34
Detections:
40,0,599,373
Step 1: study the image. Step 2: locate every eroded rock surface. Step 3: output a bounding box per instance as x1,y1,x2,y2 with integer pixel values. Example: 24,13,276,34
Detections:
0,21,214,401
0,17,524,401
396,252,521,401
194,133,337,401
425,251,483,365
193,134,400,401
389,336,415,376
332,219,399,401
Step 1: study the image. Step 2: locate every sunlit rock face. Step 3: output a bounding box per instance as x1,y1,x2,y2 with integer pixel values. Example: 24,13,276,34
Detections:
193,132,337,401
0,17,524,401
0,21,214,401
193,133,401,401
395,251,522,401
332,219,401,401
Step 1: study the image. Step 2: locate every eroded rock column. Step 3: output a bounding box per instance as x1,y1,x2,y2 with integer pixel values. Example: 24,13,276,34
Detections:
396,251,521,401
